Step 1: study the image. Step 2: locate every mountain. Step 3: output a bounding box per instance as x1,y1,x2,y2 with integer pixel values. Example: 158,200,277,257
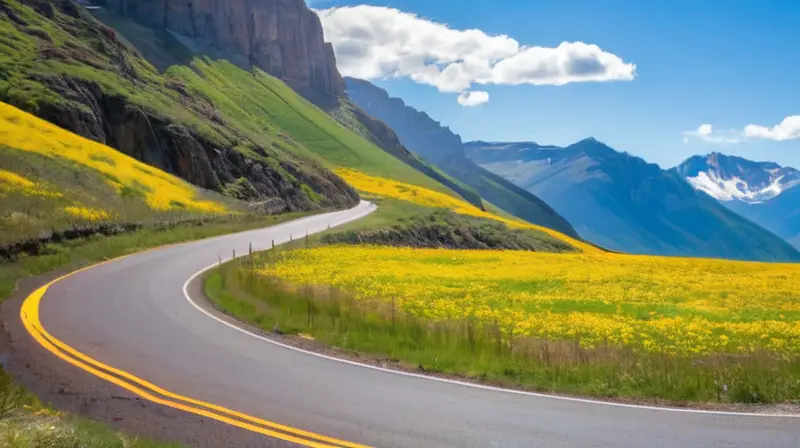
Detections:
676,152,800,203
0,0,579,255
97,0,344,106
676,153,800,249
1,0,361,213
466,139,800,261
344,76,579,238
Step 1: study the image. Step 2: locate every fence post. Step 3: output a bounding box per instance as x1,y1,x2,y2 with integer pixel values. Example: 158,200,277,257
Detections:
391,296,396,334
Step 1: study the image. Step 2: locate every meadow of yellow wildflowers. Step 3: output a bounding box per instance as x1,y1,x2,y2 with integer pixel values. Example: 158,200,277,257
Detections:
0,102,225,214
259,245,800,359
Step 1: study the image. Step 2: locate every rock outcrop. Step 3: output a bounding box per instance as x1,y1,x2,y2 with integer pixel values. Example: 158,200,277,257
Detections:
101,0,344,103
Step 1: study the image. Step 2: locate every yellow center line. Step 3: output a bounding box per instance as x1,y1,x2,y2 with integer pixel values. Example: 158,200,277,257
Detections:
20,253,371,448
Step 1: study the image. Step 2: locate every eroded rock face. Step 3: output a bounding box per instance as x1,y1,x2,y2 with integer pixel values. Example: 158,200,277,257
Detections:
103,0,343,102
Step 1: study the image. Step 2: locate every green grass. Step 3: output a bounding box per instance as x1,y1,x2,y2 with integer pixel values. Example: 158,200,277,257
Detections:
167,60,460,195
206,261,800,405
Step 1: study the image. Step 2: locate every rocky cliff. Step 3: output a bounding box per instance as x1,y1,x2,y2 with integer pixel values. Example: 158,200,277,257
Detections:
101,0,344,104
1,0,358,213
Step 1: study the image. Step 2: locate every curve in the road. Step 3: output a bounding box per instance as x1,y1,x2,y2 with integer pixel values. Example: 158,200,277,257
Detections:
21,202,378,447
21,266,369,448
19,201,800,448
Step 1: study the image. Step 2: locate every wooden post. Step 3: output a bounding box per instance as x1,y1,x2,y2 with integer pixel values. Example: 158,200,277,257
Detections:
271,239,275,249
391,296,396,334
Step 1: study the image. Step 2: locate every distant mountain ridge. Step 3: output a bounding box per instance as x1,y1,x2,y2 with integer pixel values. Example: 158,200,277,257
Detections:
466,139,800,261
676,153,800,249
344,77,579,238
676,152,800,203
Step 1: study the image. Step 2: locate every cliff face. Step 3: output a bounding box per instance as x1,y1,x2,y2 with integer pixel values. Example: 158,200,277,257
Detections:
1,0,358,213
103,0,344,103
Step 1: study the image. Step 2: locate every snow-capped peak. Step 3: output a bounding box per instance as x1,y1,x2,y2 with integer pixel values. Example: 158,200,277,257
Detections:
676,153,800,203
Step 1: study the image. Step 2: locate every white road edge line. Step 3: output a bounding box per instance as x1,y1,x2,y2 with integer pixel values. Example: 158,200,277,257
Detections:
182,203,798,420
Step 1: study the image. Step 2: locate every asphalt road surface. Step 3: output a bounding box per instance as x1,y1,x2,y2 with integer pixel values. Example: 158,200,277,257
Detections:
32,201,800,447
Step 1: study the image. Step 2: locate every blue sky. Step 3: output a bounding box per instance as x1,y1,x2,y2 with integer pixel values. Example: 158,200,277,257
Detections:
313,0,800,169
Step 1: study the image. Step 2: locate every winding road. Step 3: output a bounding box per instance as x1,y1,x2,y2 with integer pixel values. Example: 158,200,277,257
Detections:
20,201,800,447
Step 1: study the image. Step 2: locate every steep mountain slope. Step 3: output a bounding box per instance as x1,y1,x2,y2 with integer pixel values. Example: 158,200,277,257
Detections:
676,153,800,249
343,77,579,238
466,139,800,261
0,0,580,254
97,0,344,106
1,0,359,212
0,100,243,246
88,0,486,210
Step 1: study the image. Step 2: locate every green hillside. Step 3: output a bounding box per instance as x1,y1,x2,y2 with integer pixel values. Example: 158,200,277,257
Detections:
0,100,247,247
0,0,577,252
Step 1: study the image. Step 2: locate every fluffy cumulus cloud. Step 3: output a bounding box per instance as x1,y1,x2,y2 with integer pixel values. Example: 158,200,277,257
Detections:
743,115,800,141
316,5,637,105
683,124,740,144
685,115,800,144
457,91,489,107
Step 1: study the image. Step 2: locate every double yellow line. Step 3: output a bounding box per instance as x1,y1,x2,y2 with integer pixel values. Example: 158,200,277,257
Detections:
20,258,369,448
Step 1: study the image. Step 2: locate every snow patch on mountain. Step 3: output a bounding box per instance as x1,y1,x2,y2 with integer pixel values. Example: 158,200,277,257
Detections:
687,171,787,203
677,153,800,204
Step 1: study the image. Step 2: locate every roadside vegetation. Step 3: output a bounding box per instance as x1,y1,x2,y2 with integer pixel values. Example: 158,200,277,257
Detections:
0,368,178,448
209,245,800,404
335,168,590,251
206,177,800,406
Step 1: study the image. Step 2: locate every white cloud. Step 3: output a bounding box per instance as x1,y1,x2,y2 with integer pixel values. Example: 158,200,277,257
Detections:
682,124,740,144
316,5,636,104
457,90,489,107
743,115,800,141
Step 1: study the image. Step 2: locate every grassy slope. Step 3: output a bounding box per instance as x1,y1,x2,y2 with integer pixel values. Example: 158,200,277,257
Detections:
0,0,579,254
83,7,462,197
330,98,486,208
168,60,457,194
0,0,357,210
0,101,245,246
